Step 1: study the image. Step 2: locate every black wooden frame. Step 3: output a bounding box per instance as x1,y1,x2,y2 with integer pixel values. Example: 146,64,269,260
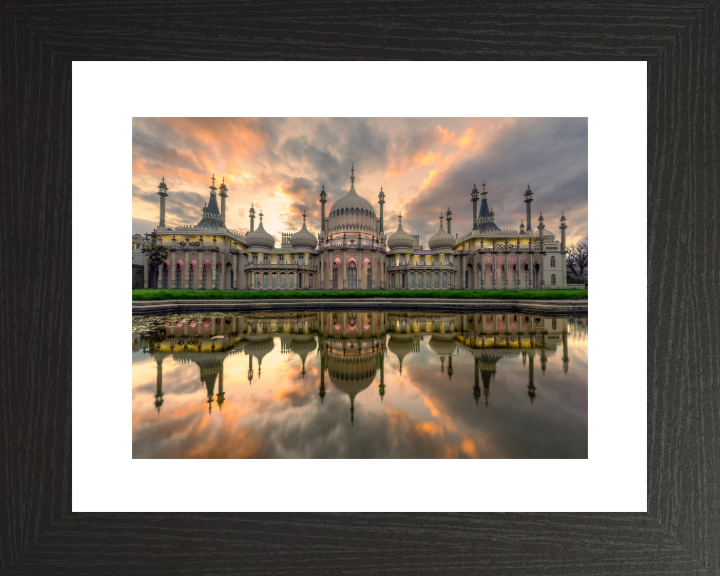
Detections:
2,2,718,574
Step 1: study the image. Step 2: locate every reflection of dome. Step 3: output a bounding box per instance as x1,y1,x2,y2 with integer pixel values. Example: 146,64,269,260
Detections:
428,222,455,250
428,334,457,356
387,216,414,250
290,216,318,250
244,337,274,363
387,333,419,371
245,220,275,249
326,341,380,397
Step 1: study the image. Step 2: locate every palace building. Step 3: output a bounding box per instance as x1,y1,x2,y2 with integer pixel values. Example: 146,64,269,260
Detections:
135,166,569,290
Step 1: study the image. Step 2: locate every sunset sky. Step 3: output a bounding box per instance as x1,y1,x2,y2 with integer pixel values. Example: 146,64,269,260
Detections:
132,117,588,246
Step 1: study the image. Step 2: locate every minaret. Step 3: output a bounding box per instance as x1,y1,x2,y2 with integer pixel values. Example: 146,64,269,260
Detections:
559,212,567,253
249,203,256,232
524,184,533,232
219,177,228,227
378,185,385,235
319,184,327,234
157,176,168,230
471,183,479,230
446,207,452,234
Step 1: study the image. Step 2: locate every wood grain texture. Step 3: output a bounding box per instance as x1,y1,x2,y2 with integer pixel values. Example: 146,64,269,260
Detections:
1,1,718,574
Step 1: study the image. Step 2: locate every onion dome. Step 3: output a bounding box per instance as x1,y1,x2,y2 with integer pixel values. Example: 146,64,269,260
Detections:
290,211,318,250
387,213,415,250
245,210,275,249
428,214,455,250
328,165,377,234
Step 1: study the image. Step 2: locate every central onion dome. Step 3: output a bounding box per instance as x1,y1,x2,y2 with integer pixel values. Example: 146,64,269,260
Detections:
245,211,275,249
290,211,318,250
428,215,455,250
328,165,377,235
387,213,414,250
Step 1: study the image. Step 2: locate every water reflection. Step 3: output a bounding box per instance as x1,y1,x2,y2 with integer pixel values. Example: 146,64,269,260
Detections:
132,311,588,458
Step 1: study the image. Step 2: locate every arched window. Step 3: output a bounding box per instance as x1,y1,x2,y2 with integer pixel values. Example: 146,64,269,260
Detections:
162,263,168,288
367,267,372,290
402,273,406,288
175,263,181,289
216,263,222,289
289,272,295,289
551,274,556,285
551,256,556,267
252,254,257,264
333,264,338,289
391,274,396,288
202,265,207,289
400,255,406,265
279,256,284,264
348,261,357,289
189,265,195,288
434,272,439,289
434,256,439,265
299,272,303,289
281,273,286,289
263,272,269,289
442,272,447,288
409,272,415,289
465,270,468,288
426,272,431,288
272,273,277,289
444,255,450,265
309,274,314,289
254,272,260,288
263,255,269,264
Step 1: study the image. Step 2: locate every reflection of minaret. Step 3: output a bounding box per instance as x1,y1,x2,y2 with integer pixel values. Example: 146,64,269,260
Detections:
154,356,165,413
248,355,254,385
440,356,445,373
350,397,355,426
319,340,326,403
473,357,481,406
528,351,536,405
379,347,385,401
540,338,547,375
217,363,225,410
447,356,454,380
562,330,570,375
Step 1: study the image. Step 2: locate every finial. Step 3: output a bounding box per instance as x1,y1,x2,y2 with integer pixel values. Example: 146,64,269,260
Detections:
162,175,165,183
440,213,444,224
351,163,355,182
211,173,216,186
302,210,307,222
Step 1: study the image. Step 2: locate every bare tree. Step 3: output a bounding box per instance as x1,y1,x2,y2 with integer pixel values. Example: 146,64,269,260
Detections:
566,235,588,278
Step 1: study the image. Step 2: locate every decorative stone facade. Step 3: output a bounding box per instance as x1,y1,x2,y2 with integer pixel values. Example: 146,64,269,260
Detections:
137,167,570,290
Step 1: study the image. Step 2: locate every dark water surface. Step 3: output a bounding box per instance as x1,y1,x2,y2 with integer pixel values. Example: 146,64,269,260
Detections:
132,309,588,458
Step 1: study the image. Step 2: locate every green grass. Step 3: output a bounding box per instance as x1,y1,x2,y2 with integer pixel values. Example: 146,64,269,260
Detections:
133,288,588,301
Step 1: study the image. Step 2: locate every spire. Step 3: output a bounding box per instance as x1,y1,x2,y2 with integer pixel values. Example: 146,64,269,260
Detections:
303,210,307,223
481,180,487,197
350,163,354,183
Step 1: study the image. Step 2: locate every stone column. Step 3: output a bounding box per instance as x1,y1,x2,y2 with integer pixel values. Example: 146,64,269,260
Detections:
234,253,240,289
170,251,177,289
185,254,190,289
211,252,217,289
342,252,347,290
143,252,149,289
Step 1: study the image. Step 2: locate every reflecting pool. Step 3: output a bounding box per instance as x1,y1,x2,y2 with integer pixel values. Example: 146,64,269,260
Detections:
132,310,588,458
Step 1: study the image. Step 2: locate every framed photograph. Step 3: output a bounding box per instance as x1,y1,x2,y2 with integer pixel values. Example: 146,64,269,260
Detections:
3,2,717,574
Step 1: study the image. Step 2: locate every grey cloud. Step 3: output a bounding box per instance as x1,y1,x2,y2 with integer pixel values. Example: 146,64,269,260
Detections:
403,118,588,245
